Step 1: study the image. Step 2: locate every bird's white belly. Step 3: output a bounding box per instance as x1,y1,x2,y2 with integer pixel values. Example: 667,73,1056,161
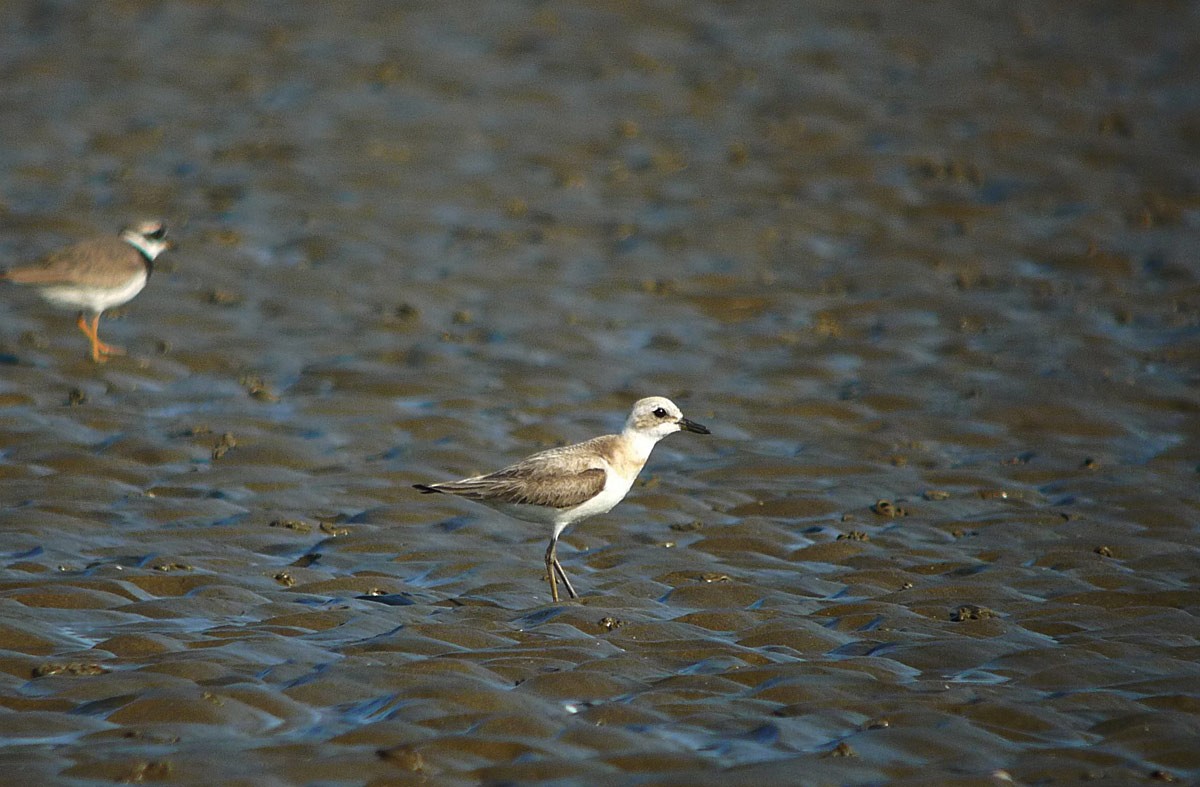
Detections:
486,469,638,539
38,270,147,313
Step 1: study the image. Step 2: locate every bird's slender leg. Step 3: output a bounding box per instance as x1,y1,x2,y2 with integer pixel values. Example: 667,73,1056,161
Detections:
553,557,578,599
544,536,578,602
544,538,560,603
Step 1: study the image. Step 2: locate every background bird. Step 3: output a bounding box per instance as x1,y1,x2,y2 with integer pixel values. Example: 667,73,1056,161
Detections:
2,220,171,362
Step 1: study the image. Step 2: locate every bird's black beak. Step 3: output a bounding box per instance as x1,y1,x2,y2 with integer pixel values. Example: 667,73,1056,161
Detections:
679,417,710,435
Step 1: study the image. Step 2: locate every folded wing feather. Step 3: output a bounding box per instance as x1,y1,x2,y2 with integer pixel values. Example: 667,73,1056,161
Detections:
425,436,615,509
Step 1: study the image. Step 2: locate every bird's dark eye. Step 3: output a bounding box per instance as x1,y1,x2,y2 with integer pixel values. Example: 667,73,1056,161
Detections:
653,407,668,419
145,227,166,240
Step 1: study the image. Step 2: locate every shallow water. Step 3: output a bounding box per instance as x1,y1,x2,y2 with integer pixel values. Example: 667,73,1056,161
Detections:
0,1,1198,784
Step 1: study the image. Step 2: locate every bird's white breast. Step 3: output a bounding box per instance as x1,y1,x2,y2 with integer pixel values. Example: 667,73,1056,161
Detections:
561,468,634,521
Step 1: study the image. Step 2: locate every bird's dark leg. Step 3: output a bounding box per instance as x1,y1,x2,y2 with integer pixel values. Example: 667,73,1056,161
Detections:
544,537,560,602
545,536,578,602
553,557,578,599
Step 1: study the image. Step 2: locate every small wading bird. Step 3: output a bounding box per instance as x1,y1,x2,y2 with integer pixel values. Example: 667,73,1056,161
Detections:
414,396,710,602
1,220,171,362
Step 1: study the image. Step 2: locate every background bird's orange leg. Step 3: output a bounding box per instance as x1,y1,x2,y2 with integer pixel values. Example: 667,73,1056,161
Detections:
91,314,125,357
75,313,101,361
76,313,124,362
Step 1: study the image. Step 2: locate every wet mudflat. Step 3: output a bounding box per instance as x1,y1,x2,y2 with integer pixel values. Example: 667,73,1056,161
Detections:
0,1,1198,784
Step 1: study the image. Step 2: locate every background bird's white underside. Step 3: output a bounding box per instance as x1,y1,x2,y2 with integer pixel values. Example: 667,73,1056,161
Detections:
34,270,147,313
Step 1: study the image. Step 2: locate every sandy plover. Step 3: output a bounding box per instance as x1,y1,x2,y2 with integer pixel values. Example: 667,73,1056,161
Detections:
415,396,710,602
2,220,171,362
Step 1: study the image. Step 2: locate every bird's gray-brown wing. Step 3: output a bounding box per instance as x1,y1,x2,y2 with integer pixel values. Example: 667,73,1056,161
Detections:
3,237,143,287
416,436,615,509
